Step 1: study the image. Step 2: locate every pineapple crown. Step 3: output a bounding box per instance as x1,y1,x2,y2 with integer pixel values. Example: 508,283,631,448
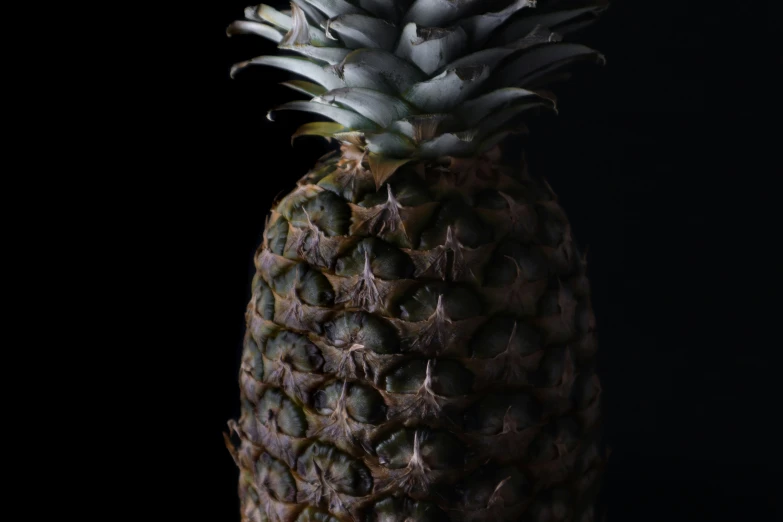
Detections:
229,0,608,164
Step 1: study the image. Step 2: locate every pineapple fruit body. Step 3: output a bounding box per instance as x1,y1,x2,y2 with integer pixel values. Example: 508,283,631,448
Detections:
228,147,605,522
226,1,609,520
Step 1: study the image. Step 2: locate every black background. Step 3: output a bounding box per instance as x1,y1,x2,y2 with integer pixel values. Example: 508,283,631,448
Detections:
160,1,778,520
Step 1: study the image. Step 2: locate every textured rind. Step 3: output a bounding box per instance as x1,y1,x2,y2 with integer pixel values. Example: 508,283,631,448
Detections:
229,146,606,522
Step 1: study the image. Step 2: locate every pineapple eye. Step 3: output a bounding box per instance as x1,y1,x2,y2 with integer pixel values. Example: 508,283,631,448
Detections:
256,388,307,437
296,442,373,497
334,237,414,280
264,330,324,373
313,389,334,415
470,315,540,359
457,465,530,510
374,428,465,471
419,199,492,249
384,359,473,395
264,215,289,256
255,453,296,503
313,381,387,424
464,392,540,435
398,282,482,322
484,240,549,287
324,312,400,354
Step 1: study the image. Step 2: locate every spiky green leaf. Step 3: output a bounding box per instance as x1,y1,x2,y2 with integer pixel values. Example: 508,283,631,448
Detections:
476,128,523,154
303,0,366,18
492,4,610,45
279,2,334,47
389,114,457,143
230,56,344,89
270,100,379,130
505,25,563,50
315,88,415,126
403,0,482,28
292,122,347,142
455,87,550,126
475,100,552,137
458,0,535,47
339,49,427,94
226,21,284,43
437,47,515,74
281,2,311,45
280,80,328,97
356,0,408,24
404,66,489,112
365,131,418,157
284,45,352,64
325,14,399,50
395,24,468,75
418,132,476,158
439,26,563,74
491,42,604,88
245,4,292,31
291,0,328,26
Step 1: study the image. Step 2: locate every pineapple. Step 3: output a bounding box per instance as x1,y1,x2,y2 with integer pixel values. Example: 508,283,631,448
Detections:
225,1,609,521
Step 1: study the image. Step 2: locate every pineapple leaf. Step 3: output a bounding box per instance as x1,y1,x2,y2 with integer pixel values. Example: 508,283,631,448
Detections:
284,45,352,65
302,0,366,18
292,122,347,143
418,116,530,158
339,49,427,94
280,4,336,46
315,88,415,127
281,2,312,45
476,128,526,155
505,25,563,51
367,154,412,188
245,4,293,31
333,131,367,146
403,0,483,28
404,66,490,113
389,114,457,143
355,0,407,24
395,24,468,75
474,100,552,137
270,101,379,131
279,2,334,47
456,87,552,126
281,80,328,97
291,0,328,26
230,56,344,89
458,0,535,47
365,132,418,158
436,47,515,73
490,42,604,89
325,14,399,50
492,4,610,46
438,26,563,74
226,20,284,43
418,132,476,158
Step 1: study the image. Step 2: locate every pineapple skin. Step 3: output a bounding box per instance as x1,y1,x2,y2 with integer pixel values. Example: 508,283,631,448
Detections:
228,146,606,522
